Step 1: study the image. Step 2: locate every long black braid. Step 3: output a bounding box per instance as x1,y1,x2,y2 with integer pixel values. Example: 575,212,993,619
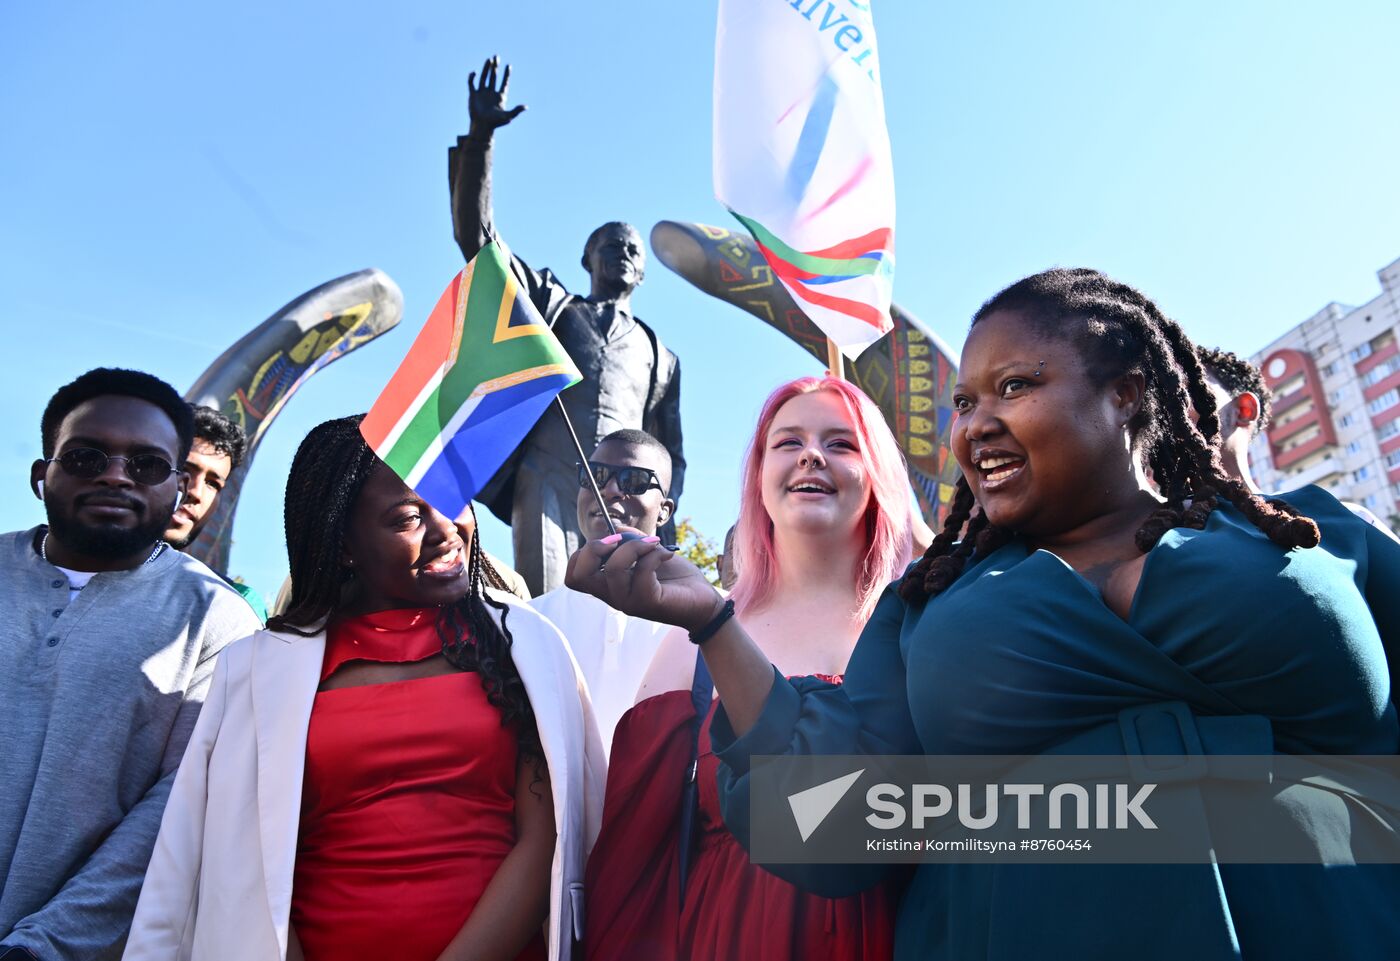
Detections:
267,415,544,775
901,268,1319,602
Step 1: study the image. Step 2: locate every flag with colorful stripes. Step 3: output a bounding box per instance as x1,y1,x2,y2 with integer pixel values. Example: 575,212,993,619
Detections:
714,0,896,360
361,240,581,519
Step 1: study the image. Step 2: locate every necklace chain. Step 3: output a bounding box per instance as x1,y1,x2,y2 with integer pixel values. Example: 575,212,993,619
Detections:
40,531,165,568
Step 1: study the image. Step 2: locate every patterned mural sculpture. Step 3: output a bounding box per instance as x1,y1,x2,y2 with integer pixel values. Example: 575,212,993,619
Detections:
650,220,959,525
184,268,404,574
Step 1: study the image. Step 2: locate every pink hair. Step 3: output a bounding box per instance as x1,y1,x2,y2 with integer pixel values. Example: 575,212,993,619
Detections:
730,376,913,622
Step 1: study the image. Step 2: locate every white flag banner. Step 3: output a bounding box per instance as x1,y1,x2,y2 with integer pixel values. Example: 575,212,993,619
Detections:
714,0,896,360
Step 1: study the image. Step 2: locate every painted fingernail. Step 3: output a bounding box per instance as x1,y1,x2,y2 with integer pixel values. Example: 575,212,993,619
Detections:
642,536,661,543
600,533,622,545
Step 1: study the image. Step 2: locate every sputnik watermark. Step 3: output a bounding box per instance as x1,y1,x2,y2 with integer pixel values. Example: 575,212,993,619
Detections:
749,754,1400,864
787,769,864,841
864,781,1157,830
788,772,1156,841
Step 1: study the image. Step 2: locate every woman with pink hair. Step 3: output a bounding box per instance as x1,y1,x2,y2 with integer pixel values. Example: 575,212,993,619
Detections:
583,376,911,961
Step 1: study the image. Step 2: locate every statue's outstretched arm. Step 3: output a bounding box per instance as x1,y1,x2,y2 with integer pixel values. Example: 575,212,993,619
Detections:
449,56,526,264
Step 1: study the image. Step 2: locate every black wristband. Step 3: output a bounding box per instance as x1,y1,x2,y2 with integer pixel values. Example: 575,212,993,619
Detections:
689,598,736,645
0,947,40,961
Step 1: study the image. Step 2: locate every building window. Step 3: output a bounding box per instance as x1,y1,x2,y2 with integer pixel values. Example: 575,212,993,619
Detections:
1329,389,1345,405
1364,493,1382,509
1340,413,1357,428
1351,343,1375,363
1361,357,1400,387
1386,451,1400,469
1354,466,1373,482
1368,389,1400,416
1379,419,1400,441
1347,441,1364,456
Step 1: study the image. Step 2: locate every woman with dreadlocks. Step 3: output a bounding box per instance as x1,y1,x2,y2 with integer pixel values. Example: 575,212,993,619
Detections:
125,416,605,961
566,269,1400,960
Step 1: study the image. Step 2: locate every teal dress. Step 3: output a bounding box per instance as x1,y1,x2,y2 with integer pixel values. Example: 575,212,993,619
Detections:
711,486,1400,960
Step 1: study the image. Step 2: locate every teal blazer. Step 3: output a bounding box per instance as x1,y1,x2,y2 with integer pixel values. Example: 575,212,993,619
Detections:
712,486,1400,960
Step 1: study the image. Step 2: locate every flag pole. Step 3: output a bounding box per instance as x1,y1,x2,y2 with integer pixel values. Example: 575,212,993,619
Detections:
555,396,622,538
827,339,846,381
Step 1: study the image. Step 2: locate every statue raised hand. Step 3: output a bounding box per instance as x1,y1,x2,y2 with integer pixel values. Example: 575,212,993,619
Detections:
467,55,526,138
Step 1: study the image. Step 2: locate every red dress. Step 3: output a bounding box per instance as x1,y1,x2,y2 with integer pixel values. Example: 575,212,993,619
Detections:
289,608,546,961
583,678,898,961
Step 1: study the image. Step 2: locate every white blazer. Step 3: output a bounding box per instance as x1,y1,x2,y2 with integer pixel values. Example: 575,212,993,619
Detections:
123,596,607,961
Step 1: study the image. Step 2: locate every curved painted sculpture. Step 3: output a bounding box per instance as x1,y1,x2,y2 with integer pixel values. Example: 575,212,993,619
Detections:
184,268,404,573
651,220,959,525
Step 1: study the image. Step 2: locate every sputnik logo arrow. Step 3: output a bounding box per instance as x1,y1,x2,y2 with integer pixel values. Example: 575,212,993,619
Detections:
787,769,865,842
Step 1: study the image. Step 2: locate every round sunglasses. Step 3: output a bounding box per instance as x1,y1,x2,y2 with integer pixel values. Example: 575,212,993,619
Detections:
577,461,668,497
46,448,180,486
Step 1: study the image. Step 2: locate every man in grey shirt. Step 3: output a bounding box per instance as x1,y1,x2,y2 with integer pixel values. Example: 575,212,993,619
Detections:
0,369,261,961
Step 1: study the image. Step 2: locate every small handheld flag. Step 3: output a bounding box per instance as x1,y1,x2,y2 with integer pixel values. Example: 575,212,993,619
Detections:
714,0,897,360
362,240,582,520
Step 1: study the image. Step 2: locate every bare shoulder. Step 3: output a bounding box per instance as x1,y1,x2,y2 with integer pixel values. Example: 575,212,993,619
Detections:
634,626,698,703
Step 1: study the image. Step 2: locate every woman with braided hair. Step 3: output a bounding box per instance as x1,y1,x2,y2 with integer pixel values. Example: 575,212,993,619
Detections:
125,416,605,961
566,269,1400,959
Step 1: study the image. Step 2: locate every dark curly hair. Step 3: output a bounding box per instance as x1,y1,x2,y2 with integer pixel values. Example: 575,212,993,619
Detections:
190,405,248,468
42,367,194,460
901,268,1319,602
1198,345,1273,434
267,415,543,774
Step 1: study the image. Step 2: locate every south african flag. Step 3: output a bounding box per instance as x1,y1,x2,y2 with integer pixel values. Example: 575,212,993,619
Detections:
361,240,581,519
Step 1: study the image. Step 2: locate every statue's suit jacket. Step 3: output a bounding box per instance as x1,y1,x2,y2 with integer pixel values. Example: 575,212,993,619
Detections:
121,597,606,961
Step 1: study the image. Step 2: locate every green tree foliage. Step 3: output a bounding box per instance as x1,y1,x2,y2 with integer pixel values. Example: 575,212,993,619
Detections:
674,516,721,587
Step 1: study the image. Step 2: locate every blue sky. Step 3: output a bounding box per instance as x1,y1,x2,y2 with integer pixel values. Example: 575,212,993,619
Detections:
3,1,1398,600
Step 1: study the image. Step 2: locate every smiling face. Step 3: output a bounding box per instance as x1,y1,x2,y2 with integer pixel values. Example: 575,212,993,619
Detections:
759,390,871,539
951,310,1144,537
165,439,233,548
576,438,673,541
34,395,184,564
341,464,472,612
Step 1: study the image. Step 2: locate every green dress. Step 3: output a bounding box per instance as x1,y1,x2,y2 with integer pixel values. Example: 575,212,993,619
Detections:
711,486,1400,959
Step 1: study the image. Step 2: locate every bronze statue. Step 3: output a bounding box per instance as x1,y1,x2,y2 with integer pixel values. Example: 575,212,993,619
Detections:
450,57,685,596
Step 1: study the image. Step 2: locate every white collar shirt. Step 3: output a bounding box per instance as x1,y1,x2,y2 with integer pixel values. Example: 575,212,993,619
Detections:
530,586,672,758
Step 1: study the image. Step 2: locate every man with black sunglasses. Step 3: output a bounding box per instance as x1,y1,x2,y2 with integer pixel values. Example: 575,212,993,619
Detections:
531,429,676,756
0,369,260,961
